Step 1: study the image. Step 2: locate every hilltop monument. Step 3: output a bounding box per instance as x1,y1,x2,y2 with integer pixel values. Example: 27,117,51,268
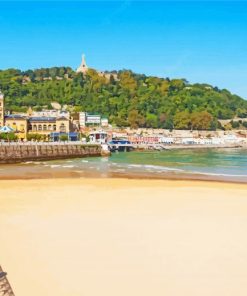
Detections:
76,54,88,74
76,54,118,81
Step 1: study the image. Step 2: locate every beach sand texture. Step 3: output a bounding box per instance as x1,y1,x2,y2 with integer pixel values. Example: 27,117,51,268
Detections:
1,178,247,296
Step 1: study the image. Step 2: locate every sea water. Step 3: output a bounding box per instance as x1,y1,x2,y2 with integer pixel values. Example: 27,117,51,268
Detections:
0,148,247,182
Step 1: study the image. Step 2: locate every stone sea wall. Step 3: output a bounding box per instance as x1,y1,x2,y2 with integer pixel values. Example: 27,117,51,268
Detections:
0,143,102,163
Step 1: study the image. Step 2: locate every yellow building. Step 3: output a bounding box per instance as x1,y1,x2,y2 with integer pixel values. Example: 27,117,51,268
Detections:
29,116,70,134
5,115,28,140
0,89,73,140
56,117,71,133
29,116,57,136
4,115,71,140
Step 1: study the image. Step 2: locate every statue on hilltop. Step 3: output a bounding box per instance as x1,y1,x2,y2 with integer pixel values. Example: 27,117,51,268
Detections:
76,54,88,74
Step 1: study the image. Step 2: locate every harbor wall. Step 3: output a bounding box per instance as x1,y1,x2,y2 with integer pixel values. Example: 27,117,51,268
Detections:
0,143,102,163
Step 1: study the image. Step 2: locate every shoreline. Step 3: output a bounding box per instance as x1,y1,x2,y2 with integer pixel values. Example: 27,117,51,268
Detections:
0,171,247,185
1,177,247,190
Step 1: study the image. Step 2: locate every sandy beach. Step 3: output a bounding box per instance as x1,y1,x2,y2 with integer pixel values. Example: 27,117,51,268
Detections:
1,178,247,296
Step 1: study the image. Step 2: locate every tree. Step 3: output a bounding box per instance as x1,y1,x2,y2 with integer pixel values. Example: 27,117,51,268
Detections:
27,133,45,141
119,71,137,92
59,134,68,141
0,132,17,141
146,113,158,128
191,111,213,130
128,110,145,129
242,121,247,128
169,79,185,92
159,80,169,96
173,111,191,129
230,120,240,129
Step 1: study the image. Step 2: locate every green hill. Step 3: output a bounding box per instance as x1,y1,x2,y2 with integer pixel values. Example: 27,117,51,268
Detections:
1,67,247,130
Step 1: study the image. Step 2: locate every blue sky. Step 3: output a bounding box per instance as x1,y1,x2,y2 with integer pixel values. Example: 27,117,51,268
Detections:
0,1,247,99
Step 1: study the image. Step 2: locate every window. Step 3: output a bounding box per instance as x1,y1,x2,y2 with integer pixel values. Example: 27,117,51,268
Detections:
53,125,56,131
33,125,37,131
38,125,42,131
43,125,47,131
48,125,52,131
59,123,66,132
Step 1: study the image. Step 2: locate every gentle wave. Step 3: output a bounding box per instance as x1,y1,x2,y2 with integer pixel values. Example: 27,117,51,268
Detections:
190,171,247,178
50,165,61,168
62,165,75,168
126,163,183,172
143,164,184,172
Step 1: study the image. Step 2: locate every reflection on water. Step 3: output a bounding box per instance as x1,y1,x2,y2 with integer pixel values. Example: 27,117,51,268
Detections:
0,148,247,182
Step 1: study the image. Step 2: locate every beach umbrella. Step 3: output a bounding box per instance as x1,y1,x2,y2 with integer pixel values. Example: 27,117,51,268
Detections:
0,126,14,133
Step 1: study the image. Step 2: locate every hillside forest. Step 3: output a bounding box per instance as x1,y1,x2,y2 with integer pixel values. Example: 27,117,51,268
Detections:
1,67,247,130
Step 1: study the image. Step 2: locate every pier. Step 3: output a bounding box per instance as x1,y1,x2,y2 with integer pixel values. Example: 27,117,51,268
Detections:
0,142,103,164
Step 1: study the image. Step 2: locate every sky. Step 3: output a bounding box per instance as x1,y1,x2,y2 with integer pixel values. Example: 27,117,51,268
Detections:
0,1,246,99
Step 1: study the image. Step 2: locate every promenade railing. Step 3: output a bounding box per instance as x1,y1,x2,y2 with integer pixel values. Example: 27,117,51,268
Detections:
0,141,94,146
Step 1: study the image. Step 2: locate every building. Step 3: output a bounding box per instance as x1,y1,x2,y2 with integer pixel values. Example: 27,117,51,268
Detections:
0,90,75,140
86,114,101,125
89,130,108,144
0,91,4,127
4,115,71,140
5,114,28,140
79,112,107,127
30,109,70,119
101,118,109,127
79,111,86,127
29,116,71,136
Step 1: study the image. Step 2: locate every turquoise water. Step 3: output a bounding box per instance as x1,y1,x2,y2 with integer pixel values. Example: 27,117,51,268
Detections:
110,149,247,176
0,148,247,182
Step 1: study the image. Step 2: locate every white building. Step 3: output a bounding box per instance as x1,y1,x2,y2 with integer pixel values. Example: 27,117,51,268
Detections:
89,130,108,144
101,118,109,127
159,136,174,144
31,109,70,119
79,112,108,127
79,112,86,127
86,114,101,125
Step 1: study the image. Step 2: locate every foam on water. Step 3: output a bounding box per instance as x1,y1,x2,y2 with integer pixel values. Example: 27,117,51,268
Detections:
190,171,247,178
50,165,61,168
62,165,75,168
142,164,184,172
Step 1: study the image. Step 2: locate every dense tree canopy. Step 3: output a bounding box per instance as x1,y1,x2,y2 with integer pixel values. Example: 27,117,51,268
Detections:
0,67,247,130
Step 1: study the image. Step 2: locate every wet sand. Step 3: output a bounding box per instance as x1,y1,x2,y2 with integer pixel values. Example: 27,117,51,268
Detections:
1,162,247,184
1,178,247,296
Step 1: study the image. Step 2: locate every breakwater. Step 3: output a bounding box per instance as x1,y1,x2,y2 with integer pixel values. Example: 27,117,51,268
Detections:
0,142,102,163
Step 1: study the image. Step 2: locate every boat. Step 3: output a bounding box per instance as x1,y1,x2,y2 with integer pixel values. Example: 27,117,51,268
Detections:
108,139,134,152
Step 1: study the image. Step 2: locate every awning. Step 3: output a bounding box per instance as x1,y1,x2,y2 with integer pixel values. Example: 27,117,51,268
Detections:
0,126,15,133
